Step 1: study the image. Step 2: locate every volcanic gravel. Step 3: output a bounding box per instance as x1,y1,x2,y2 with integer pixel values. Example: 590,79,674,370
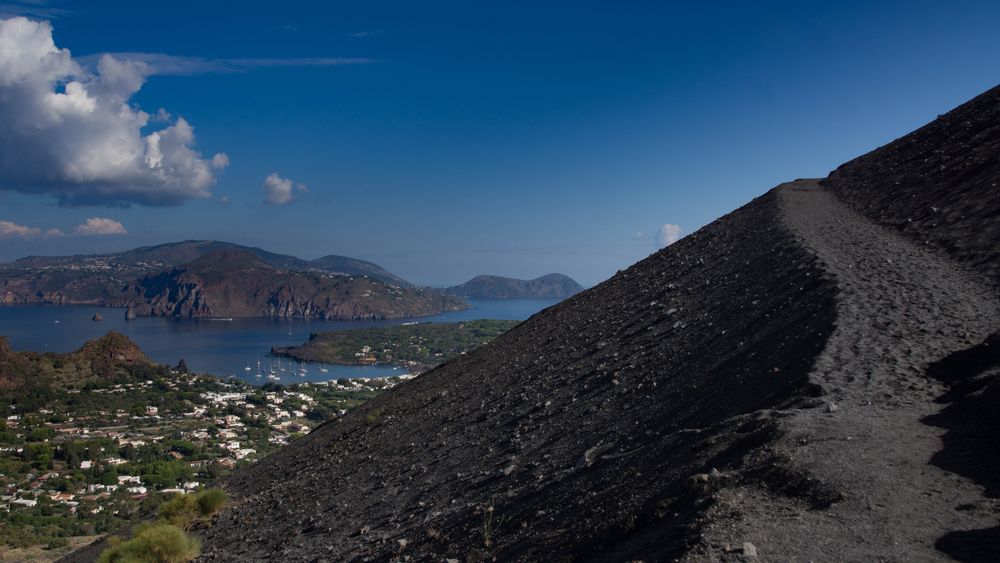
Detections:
187,187,840,562
686,181,1000,561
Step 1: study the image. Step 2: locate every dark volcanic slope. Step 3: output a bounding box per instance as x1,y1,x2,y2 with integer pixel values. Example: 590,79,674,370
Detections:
824,84,1000,286
445,273,584,299
688,182,1000,561
194,190,839,561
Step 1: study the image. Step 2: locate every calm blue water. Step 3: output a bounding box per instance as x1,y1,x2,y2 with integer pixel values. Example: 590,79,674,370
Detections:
0,299,558,384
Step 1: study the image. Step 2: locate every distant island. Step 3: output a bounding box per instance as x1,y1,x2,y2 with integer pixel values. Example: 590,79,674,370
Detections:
7,239,410,286
0,240,465,320
444,273,583,299
272,319,519,372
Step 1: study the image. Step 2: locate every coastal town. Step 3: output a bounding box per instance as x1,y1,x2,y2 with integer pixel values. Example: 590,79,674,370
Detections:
0,367,410,553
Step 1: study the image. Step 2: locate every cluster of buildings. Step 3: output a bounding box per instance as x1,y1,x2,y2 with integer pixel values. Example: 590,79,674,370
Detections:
0,380,327,515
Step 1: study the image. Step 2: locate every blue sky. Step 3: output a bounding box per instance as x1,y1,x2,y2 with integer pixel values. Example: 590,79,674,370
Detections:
1,0,999,286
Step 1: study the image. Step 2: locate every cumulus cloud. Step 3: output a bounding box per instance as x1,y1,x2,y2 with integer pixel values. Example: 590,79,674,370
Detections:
656,224,682,248
1,216,126,237
211,153,230,170
74,217,126,235
263,173,307,205
0,17,228,206
0,220,41,238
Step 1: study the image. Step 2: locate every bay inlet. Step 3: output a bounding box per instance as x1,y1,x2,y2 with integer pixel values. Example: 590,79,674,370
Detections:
0,299,558,384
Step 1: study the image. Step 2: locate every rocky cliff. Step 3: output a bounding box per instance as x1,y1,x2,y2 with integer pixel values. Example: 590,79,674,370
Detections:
118,250,466,320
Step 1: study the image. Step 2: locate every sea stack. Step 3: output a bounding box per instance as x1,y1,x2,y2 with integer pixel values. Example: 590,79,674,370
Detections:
92,314,103,322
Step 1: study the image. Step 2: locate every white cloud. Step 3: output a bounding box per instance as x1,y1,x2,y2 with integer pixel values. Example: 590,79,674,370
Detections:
656,224,682,248
0,17,228,206
263,172,307,205
77,52,374,76
0,220,41,238
211,153,230,170
73,217,126,235
1,216,125,237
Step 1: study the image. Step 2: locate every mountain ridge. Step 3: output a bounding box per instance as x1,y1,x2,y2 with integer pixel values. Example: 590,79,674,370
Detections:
116,249,467,320
7,239,411,286
0,241,465,319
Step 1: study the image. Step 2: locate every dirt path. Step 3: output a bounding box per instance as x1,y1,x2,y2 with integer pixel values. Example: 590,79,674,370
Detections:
696,180,1000,561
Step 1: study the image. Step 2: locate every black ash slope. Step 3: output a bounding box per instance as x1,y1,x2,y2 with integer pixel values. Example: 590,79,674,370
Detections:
193,190,837,561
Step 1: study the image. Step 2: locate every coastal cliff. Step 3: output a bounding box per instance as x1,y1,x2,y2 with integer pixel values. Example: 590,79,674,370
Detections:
117,250,466,320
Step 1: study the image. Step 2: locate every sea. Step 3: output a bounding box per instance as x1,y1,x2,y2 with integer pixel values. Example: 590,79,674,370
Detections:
0,299,559,385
